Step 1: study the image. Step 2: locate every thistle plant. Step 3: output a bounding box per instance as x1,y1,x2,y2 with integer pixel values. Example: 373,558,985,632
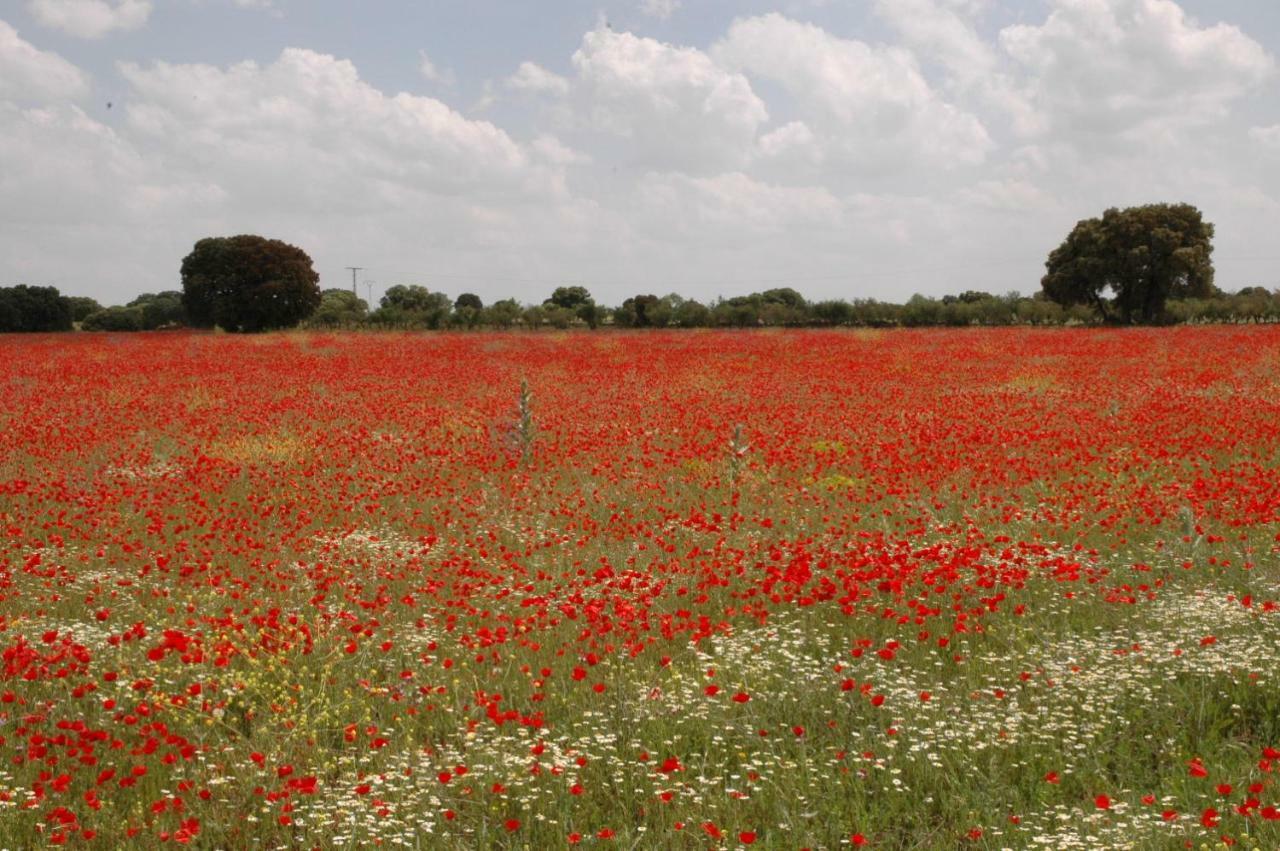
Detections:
1179,504,1196,540
727,423,749,489
518,378,535,465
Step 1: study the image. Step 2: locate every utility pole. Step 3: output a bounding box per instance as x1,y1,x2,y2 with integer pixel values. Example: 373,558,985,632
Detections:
365,280,376,306
345,266,364,297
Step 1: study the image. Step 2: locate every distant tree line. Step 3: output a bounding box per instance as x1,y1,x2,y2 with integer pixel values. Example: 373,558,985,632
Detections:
3,205,1276,332
9,281,1273,334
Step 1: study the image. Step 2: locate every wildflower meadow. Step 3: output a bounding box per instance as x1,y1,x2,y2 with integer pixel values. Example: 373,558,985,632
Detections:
2,327,1279,850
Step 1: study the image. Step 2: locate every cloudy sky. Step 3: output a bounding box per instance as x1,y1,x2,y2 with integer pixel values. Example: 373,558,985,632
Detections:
1,0,1278,307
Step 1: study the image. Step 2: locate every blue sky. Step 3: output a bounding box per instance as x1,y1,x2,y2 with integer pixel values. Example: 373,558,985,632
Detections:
2,0,1278,306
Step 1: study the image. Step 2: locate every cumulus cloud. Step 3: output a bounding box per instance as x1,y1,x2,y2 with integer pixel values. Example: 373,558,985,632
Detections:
1000,0,1274,137
506,61,570,97
118,49,543,204
571,27,767,171
1251,125,1280,149
873,0,994,83
26,0,151,39
639,0,681,21
0,19,88,102
637,171,843,237
713,14,992,171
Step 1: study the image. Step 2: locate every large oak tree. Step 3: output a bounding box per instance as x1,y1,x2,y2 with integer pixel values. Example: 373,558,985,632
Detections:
1041,203,1215,324
181,235,321,332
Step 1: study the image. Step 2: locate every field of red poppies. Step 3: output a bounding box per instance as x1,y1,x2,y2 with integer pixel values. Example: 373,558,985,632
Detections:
2,327,1279,849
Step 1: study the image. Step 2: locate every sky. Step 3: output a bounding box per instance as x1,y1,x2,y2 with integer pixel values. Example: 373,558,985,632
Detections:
1,0,1278,308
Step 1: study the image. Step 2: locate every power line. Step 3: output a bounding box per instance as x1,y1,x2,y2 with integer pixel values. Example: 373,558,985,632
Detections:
345,266,364,297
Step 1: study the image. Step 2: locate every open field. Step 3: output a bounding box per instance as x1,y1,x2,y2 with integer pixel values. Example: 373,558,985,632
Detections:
2,327,1279,849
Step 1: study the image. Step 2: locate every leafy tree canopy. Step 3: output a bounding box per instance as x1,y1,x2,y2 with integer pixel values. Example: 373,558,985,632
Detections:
127,291,187,329
82,306,144,332
0,285,73,332
1041,203,1215,324
180,235,321,332
66,296,103,323
376,285,451,327
309,289,369,327
545,286,593,310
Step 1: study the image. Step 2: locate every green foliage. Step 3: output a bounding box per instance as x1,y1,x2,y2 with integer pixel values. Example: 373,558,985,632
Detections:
575,302,604,329
127,290,187,329
308,289,369,327
66,296,103,323
81,305,145,331
180,235,321,332
375,285,451,328
454,292,483,311
545,285,593,311
1041,203,1216,324
0,284,73,332
482,298,522,328
760,287,806,309
545,305,577,329
670,297,710,327
614,294,663,328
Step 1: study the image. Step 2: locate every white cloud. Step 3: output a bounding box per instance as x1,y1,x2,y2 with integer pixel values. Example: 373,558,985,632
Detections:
26,0,151,39
531,134,590,166
417,50,454,86
118,49,542,202
957,177,1056,212
0,47,612,299
639,0,681,21
506,61,570,97
713,14,992,171
638,171,843,237
0,19,88,102
755,121,820,165
1251,125,1280,149
873,0,994,83
571,27,767,171
1000,0,1274,137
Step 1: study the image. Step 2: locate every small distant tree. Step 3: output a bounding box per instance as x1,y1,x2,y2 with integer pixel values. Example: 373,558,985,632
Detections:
812,299,853,325
521,304,547,329
66,296,103,323
375,285,450,328
451,293,483,328
1041,203,1215,324
180,235,320,332
576,302,604,329
545,286,593,311
128,291,187,329
0,285,73,332
616,294,663,327
760,287,806,310
711,296,761,327
483,298,522,328
308,289,369,327
901,294,943,326
82,305,144,331
544,305,577,329
671,297,710,327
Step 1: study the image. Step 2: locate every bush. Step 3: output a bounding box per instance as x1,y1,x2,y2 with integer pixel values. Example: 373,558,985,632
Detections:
81,306,145,332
